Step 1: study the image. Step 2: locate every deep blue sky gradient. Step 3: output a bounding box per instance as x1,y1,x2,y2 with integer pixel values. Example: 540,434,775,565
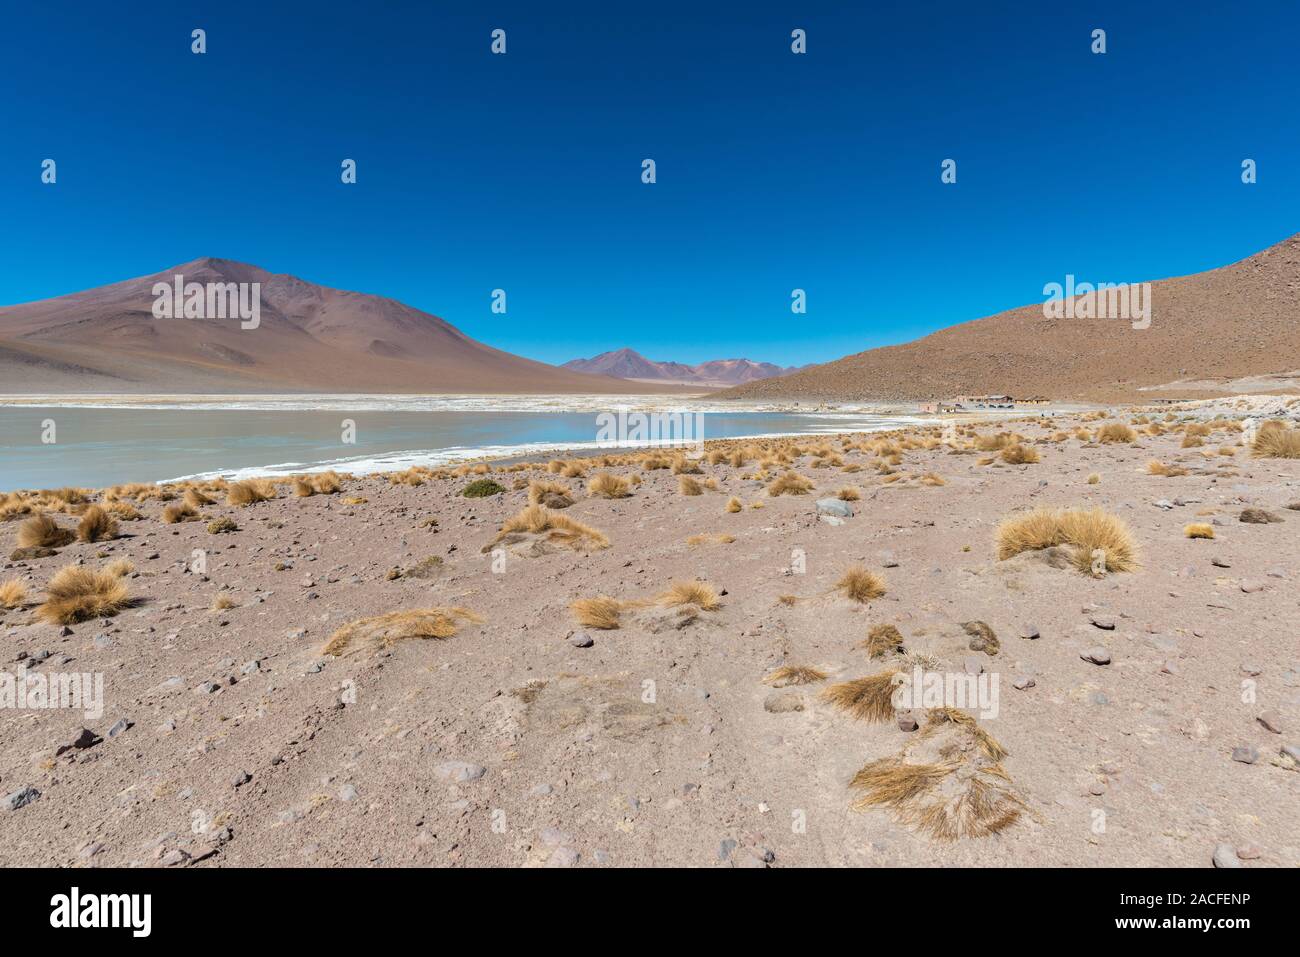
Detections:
1,1,1296,366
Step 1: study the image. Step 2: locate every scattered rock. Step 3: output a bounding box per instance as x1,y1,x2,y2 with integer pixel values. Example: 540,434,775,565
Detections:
1212,844,1242,868
70,728,101,750
1240,508,1282,524
1081,647,1112,665
106,718,132,738
568,632,594,648
962,620,999,655
1230,745,1259,765
1011,676,1035,690
232,770,252,788
1018,623,1040,640
546,846,579,868
896,711,918,732
3,786,40,811
433,760,486,783
815,498,853,518
1256,711,1283,734
763,691,804,713
1089,615,1116,630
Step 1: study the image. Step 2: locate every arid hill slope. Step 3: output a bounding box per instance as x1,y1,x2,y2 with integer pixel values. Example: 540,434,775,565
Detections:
723,234,1300,403
0,259,673,395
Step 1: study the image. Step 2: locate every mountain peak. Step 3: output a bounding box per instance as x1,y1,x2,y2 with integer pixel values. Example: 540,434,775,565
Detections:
563,348,802,386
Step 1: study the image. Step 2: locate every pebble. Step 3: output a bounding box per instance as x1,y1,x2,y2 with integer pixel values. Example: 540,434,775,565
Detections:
1018,623,1040,640
194,681,220,695
546,847,579,868
1011,676,1035,690
896,712,919,732
337,784,358,802
1256,711,1283,734
107,718,132,738
1081,647,1112,665
240,660,261,675
1230,745,1259,764
1236,844,1262,860
763,691,804,713
1089,615,1116,630
718,838,738,861
433,760,486,783
1240,662,1263,677
232,770,252,788
1211,844,1242,868
1239,580,1266,593
3,786,40,811
815,498,853,518
568,632,594,648
540,827,574,847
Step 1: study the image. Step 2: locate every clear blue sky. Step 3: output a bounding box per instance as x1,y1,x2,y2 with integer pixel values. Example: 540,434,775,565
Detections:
1,1,1296,367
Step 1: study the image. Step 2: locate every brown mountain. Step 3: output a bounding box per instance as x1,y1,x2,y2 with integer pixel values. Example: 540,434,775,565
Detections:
564,347,800,386
722,233,1300,404
0,259,678,395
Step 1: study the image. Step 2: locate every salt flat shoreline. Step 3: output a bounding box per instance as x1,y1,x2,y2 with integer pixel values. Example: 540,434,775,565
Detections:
1,399,1297,867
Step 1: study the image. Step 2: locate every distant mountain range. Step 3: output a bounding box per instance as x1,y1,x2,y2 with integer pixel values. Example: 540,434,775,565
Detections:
721,233,1300,404
563,348,803,386
0,259,683,395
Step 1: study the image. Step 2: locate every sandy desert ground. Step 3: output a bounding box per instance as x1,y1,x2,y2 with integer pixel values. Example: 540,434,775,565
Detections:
1,399,1298,868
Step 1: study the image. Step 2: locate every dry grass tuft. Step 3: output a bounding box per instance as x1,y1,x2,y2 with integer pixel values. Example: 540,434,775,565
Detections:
323,607,483,655
1000,444,1040,465
836,486,860,501
762,665,829,687
657,580,721,611
76,505,119,543
211,594,238,611
686,532,735,547
678,475,704,496
586,473,630,499
0,579,29,609
183,488,215,508
996,506,1138,574
1253,425,1300,459
821,670,899,722
493,504,609,550
1086,473,1100,484
37,563,134,624
860,623,904,658
1097,422,1137,444
17,513,75,549
1184,523,1215,539
725,496,743,513
848,708,1022,840
227,480,274,506
767,471,814,496
570,596,626,630
292,479,316,497
919,472,947,486
835,564,887,603
162,502,199,524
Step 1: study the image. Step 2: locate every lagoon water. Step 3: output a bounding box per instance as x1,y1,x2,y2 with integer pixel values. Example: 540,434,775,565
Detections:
0,400,925,491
